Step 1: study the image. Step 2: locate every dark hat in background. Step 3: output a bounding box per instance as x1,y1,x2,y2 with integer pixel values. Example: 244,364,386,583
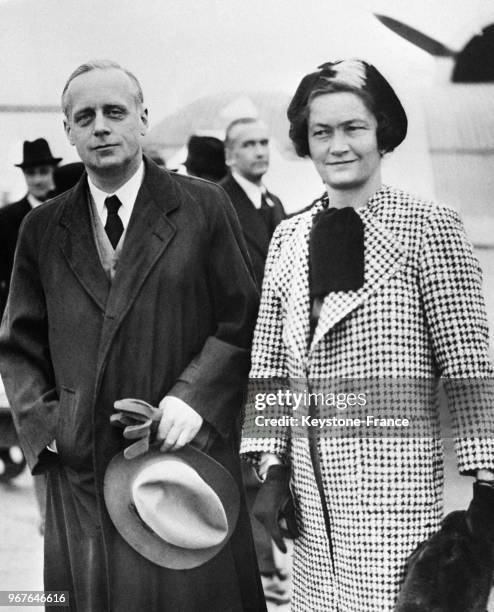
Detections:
287,59,408,152
104,443,240,569
52,162,85,196
185,135,227,182
15,138,62,169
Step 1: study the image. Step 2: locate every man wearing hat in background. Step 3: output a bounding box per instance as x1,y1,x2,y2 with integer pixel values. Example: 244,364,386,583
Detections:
0,138,61,316
0,138,61,526
184,135,227,183
0,60,265,611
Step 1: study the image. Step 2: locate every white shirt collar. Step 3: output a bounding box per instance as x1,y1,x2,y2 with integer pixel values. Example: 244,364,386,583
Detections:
27,193,45,209
232,171,271,210
87,161,145,229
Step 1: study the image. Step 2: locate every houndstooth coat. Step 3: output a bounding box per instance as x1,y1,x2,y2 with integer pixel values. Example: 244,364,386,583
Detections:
241,185,494,612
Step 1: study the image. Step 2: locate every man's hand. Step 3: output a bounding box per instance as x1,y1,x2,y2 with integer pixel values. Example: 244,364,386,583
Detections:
157,396,203,452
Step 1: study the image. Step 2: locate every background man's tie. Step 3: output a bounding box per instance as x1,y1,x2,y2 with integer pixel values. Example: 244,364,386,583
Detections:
259,193,274,234
104,195,124,248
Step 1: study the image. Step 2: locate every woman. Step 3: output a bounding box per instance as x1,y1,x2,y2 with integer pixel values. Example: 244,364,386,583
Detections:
240,60,494,611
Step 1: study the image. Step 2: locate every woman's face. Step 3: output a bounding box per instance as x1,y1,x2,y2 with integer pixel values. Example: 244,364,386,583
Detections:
307,92,381,192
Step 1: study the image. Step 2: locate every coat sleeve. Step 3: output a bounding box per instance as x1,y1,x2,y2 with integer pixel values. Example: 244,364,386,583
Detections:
418,204,494,474
0,214,59,473
240,222,292,463
168,187,259,442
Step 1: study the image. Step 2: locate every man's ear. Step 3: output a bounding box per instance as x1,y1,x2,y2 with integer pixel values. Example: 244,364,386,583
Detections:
140,107,149,136
224,148,234,169
64,117,75,146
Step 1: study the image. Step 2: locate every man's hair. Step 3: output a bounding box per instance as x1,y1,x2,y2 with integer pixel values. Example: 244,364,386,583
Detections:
61,59,144,117
224,117,264,151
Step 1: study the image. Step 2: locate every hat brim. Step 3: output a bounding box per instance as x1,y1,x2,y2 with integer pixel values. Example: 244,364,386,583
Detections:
104,444,240,569
15,157,62,168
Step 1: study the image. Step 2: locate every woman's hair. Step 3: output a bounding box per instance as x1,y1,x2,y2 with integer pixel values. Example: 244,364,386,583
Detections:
287,60,408,158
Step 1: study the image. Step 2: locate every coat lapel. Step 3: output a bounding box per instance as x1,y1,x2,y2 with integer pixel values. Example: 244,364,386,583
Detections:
58,178,110,312
97,161,178,366
310,203,406,351
227,177,271,257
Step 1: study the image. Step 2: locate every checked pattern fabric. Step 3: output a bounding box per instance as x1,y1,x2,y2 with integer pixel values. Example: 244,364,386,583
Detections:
241,185,494,611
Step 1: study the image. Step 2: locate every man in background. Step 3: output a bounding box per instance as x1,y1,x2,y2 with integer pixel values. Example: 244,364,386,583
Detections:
0,138,61,522
184,135,227,182
0,138,61,315
221,118,289,604
220,118,286,289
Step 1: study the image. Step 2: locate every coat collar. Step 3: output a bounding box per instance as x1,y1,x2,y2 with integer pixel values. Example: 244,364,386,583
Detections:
281,185,407,363
58,157,179,317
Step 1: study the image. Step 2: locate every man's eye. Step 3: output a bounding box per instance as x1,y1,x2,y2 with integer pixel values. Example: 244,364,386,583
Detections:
108,108,125,118
76,115,92,126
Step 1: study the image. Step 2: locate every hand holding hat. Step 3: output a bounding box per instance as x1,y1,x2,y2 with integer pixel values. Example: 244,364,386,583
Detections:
157,396,203,452
253,464,299,553
111,397,205,457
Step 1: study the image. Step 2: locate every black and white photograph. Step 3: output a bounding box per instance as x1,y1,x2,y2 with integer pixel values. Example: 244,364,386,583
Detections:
1,1,494,610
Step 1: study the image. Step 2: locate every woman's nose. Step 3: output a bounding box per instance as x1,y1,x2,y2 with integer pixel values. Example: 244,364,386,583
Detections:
329,130,350,154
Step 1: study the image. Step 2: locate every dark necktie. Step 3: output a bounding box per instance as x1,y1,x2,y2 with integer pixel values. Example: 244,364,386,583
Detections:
259,193,275,236
104,195,124,249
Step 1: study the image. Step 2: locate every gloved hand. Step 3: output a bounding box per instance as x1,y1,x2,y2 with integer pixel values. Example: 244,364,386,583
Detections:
110,398,162,459
466,480,494,545
252,464,299,553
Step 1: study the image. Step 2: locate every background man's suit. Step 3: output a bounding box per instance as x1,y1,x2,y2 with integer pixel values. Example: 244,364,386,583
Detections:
0,159,265,611
0,197,32,316
220,173,285,288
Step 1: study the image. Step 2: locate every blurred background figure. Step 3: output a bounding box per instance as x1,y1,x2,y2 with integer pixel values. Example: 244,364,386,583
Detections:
184,135,227,182
0,137,61,531
220,117,289,605
0,139,61,294
0,138,61,312
221,118,286,288
52,161,85,197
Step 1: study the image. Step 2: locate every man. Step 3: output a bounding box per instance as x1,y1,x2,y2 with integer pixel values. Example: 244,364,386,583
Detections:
0,138,61,518
184,135,227,183
220,118,288,603
0,60,264,611
0,138,61,316
220,118,286,289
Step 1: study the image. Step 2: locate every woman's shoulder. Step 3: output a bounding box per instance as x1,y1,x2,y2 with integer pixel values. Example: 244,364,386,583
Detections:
376,185,461,224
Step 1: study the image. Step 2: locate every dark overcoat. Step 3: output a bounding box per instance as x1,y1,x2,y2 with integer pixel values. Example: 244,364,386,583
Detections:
0,196,31,317
219,174,285,288
0,159,265,611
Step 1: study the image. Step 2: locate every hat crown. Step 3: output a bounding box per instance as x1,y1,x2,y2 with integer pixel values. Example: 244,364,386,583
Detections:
16,138,61,169
132,459,228,549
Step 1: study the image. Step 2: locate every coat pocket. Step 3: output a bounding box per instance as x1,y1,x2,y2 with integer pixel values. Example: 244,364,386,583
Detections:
56,387,92,469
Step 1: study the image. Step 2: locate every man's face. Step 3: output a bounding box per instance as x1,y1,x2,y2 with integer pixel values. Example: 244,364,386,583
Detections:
23,165,55,201
63,69,148,180
226,121,270,183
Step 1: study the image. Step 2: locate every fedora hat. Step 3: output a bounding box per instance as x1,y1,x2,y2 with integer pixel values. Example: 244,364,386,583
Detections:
104,443,240,569
15,138,62,169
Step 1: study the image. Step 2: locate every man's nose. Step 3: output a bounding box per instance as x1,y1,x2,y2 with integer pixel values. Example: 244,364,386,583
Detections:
254,143,268,157
93,112,111,135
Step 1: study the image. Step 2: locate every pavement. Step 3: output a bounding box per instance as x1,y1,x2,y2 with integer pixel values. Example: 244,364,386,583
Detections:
0,440,492,612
